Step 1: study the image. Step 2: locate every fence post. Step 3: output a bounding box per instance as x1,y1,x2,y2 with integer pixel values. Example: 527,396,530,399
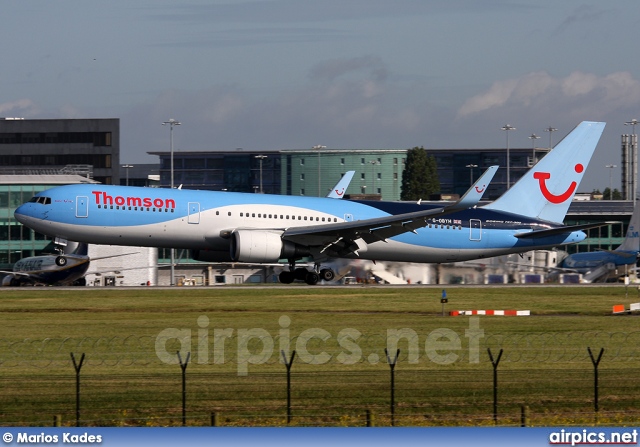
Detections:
281,350,296,424
177,351,191,427
211,412,219,427
365,409,375,427
587,347,604,417
53,415,62,427
520,405,529,427
70,352,85,428
487,348,503,425
385,348,400,426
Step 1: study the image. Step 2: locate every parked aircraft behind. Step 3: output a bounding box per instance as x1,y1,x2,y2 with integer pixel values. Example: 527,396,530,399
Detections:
14,121,606,286
326,171,354,198
0,242,136,287
556,201,640,282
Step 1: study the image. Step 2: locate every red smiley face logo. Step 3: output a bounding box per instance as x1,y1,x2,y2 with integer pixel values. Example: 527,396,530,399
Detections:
475,185,486,193
533,164,583,204
335,188,345,196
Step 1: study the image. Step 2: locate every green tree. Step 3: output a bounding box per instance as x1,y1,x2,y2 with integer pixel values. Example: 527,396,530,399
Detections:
401,147,440,200
603,187,623,200
602,188,622,200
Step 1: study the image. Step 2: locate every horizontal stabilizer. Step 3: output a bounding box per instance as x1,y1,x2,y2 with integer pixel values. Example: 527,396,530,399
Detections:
514,221,618,239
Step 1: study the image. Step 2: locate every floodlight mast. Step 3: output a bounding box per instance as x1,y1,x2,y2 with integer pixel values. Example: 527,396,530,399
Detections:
501,124,516,189
162,118,181,286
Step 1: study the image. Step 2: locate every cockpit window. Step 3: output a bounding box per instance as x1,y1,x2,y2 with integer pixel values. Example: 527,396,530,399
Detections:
28,196,51,205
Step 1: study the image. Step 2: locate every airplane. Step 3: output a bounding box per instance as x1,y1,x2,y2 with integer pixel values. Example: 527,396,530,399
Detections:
14,121,606,286
554,200,640,282
0,242,137,287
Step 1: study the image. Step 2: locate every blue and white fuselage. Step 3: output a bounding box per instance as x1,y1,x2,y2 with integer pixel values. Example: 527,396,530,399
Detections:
15,185,584,263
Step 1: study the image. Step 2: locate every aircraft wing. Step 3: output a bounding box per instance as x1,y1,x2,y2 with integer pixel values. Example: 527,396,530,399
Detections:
283,166,498,254
89,252,139,262
514,222,620,239
326,171,355,198
0,271,30,278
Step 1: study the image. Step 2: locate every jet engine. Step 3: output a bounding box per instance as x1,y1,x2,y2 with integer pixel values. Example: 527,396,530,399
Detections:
2,275,20,287
230,230,309,263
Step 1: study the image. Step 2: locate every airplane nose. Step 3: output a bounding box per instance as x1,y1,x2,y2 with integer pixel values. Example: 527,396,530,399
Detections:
14,204,27,223
14,203,36,225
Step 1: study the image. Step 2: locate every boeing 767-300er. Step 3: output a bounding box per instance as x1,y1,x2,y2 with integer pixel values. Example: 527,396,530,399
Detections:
15,121,606,285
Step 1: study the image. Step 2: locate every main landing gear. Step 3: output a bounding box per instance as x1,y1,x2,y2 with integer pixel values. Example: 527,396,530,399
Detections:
278,262,335,285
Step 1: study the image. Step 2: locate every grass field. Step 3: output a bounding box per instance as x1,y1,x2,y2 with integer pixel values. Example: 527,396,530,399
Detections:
1,285,640,427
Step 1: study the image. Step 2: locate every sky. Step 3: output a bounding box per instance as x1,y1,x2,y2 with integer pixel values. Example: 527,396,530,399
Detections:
2,0,640,192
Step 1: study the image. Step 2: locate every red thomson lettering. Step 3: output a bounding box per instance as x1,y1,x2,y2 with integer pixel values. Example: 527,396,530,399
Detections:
92,191,176,209
127,197,142,207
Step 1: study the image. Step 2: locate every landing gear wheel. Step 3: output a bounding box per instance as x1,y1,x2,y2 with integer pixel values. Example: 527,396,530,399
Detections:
294,268,308,281
55,256,67,267
279,271,295,284
320,268,335,282
305,271,319,285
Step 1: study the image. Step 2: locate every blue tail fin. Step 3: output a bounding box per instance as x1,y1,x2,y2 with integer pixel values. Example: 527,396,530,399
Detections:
617,202,640,252
327,171,355,198
483,121,605,223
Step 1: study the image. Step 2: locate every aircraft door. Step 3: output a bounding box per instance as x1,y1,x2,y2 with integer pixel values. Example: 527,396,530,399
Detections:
76,196,89,218
470,219,482,241
188,202,200,224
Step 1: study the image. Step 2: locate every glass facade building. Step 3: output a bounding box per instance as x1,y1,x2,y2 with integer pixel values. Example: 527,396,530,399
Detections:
0,118,119,185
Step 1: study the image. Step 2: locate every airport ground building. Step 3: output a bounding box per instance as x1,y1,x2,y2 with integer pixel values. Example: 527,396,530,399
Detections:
0,118,120,185
152,147,539,201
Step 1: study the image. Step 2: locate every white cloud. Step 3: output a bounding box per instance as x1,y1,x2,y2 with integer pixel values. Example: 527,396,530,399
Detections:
0,99,38,117
457,71,640,119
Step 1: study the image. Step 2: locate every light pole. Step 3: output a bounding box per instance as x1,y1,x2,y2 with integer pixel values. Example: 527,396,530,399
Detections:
255,155,267,193
466,164,477,186
162,118,181,286
501,124,516,189
625,119,638,205
123,164,134,186
528,133,540,166
625,118,639,134
369,160,380,193
313,145,326,197
606,164,617,199
543,126,558,149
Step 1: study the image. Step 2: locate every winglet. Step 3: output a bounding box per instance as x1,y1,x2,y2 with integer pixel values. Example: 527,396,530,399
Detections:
327,171,355,199
448,165,498,211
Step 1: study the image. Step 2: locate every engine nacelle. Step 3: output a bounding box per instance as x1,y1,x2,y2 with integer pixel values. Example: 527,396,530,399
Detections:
230,230,309,262
2,275,19,287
